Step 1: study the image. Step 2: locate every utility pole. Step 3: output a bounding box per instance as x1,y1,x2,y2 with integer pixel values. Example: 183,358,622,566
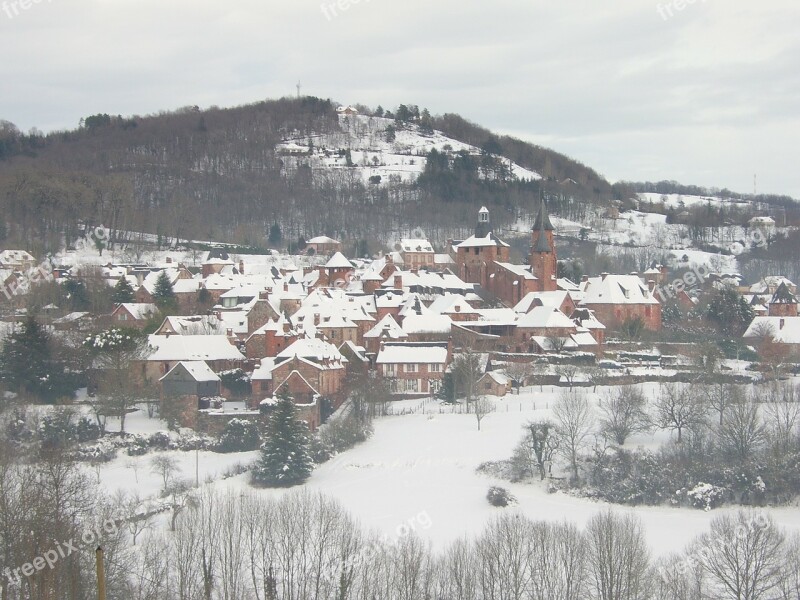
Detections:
96,547,107,600
296,80,301,98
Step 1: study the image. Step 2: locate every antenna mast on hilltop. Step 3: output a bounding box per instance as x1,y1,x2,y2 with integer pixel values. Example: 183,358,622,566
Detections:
296,81,302,99
754,173,757,196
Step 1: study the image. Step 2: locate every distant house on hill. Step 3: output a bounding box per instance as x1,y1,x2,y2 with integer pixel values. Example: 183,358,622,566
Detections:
336,105,359,116
305,236,342,256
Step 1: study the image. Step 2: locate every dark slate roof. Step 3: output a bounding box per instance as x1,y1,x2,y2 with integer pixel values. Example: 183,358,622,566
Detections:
771,282,797,304
532,200,554,232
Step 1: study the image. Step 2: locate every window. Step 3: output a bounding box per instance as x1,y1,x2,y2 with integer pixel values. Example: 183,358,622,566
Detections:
405,363,418,373
429,363,442,373
385,364,396,376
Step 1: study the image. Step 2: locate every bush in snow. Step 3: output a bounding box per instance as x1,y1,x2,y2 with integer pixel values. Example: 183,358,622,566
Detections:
126,435,150,456
686,482,726,511
486,486,516,507
219,368,251,397
217,418,261,453
148,430,174,450
76,416,101,442
39,409,78,451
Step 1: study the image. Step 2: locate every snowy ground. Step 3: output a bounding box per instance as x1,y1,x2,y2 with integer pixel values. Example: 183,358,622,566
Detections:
68,378,800,557
193,382,800,557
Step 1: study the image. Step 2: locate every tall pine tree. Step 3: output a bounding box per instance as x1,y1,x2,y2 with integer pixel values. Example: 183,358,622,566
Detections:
252,393,314,487
152,271,177,312
0,317,76,402
112,277,135,304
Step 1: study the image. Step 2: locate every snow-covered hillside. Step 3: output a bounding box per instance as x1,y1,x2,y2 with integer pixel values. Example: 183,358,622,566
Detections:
277,114,542,186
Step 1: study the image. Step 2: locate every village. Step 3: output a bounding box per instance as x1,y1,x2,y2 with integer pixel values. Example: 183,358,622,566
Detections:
0,198,796,440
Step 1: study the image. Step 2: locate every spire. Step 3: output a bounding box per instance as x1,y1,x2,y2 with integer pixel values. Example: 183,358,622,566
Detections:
533,206,552,253
532,193,554,232
771,282,797,304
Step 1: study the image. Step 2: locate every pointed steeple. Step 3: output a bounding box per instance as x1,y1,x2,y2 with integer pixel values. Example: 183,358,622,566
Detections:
533,206,552,253
532,194,554,232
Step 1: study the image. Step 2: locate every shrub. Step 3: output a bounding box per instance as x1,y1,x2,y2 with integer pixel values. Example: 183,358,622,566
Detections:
487,486,516,507
686,482,726,511
217,419,261,453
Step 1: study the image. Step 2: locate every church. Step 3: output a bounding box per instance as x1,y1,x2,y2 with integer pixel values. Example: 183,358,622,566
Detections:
450,201,558,306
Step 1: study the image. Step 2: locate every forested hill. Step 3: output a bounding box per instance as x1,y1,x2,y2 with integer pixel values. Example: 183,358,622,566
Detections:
1,96,628,255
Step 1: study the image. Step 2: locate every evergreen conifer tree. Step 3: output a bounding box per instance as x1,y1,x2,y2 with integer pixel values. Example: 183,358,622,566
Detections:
252,393,314,487
112,277,135,304
152,271,176,311
0,317,75,402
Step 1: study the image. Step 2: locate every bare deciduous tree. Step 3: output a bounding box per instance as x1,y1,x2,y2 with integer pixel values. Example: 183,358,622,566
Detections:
586,511,650,600
553,390,593,482
654,383,706,443
473,396,494,431
699,511,785,600
599,386,650,445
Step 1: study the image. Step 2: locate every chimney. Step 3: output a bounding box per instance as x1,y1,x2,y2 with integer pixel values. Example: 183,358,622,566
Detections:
259,290,270,300
455,305,461,313
581,275,589,283
304,266,313,275
239,260,244,274
283,282,289,292
780,318,785,330
601,272,609,281
631,271,639,278
226,328,233,337
166,256,173,264
648,280,656,293
385,254,393,265
410,267,418,276
314,314,320,326
394,274,403,289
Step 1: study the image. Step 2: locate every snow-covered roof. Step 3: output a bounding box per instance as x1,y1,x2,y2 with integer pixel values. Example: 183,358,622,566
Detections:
365,314,408,340
400,238,434,253
516,306,576,329
454,233,509,249
513,291,568,314
276,337,346,363
158,315,227,336
52,311,91,324
160,361,220,383
118,303,158,320
307,235,339,244
325,252,353,269
481,371,510,386
743,316,800,344
376,343,449,365
402,314,452,335
146,335,245,362
580,275,659,305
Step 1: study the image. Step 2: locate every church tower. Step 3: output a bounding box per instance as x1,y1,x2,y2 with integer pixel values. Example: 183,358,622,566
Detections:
475,206,491,237
530,197,558,291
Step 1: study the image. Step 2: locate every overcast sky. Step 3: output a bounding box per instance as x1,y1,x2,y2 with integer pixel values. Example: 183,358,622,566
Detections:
2,0,798,197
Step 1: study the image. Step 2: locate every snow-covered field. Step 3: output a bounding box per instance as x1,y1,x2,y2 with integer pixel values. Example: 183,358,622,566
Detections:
87,382,800,558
